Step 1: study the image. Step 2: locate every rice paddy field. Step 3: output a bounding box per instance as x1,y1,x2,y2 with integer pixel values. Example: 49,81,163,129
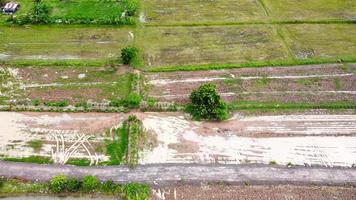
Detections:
0,1,356,198
142,0,356,25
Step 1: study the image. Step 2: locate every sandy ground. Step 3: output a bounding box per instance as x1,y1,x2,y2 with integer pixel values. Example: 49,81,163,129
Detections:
1,111,356,167
151,185,356,200
139,112,356,167
0,112,126,161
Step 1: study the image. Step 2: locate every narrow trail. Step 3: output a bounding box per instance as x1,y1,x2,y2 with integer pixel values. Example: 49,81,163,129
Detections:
0,161,355,187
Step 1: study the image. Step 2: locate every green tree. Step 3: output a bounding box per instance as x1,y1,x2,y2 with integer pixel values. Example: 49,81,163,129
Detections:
50,174,67,193
123,182,150,200
187,83,228,121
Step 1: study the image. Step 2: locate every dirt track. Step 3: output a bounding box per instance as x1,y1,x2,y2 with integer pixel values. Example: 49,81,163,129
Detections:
1,161,356,187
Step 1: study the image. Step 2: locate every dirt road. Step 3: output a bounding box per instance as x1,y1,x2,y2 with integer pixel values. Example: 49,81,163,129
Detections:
0,161,355,187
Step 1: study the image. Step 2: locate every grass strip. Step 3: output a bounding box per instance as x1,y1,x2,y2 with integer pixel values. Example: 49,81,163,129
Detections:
229,102,356,111
2,156,52,164
147,56,356,72
144,19,356,27
0,59,107,67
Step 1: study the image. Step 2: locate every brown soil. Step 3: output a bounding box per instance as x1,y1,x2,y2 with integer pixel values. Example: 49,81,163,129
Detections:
27,87,103,103
145,63,356,104
150,184,356,200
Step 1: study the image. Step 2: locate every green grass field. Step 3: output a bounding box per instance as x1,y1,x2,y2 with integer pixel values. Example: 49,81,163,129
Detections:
139,25,288,67
264,0,356,20
0,25,133,62
0,0,133,24
142,0,356,25
142,0,265,25
283,24,356,59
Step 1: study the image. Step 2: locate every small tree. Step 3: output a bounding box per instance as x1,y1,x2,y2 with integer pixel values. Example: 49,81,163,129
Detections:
50,174,67,193
121,46,139,65
187,83,228,121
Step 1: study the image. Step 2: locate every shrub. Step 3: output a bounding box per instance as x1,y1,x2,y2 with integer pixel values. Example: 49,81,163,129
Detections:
50,175,67,193
101,179,119,193
121,47,139,65
125,93,141,108
123,183,150,200
82,175,98,192
32,99,41,106
28,2,51,24
67,177,81,192
187,83,228,121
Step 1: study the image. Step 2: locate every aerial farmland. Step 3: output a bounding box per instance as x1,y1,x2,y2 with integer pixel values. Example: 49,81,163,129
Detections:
0,0,355,199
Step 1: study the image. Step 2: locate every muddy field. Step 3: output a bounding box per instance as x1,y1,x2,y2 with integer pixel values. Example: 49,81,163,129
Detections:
1,111,355,167
139,112,356,167
144,63,356,103
151,185,356,200
0,66,132,104
0,112,126,164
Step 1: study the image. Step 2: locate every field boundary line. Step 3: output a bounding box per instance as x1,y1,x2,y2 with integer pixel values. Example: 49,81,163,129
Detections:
146,58,356,72
144,19,356,27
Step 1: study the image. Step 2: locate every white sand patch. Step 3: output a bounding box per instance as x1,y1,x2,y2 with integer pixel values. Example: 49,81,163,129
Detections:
139,114,356,167
152,91,356,99
0,112,113,162
140,115,194,164
21,81,117,89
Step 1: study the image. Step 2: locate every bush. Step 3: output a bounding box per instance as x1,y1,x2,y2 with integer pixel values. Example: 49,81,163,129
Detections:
123,183,150,200
187,83,228,121
121,47,139,65
28,2,51,24
125,93,141,108
32,99,41,106
67,178,81,192
50,175,67,193
82,175,99,192
101,179,119,193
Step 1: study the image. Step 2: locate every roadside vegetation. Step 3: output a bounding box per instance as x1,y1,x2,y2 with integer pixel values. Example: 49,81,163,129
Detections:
0,175,150,200
2,0,140,25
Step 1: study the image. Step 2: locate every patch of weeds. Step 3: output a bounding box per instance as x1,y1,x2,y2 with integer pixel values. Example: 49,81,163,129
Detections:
50,174,67,193
269,160,277,165
101,179,120,194
255,75,271,86
43,100,69,107
82,175,99,193
287,162,293,168
334,78,342,90
106,124,128,165
123,182,150,200
66,158,91,166
67,177,81,193
27,140,43,152
339,64,350,72
297,77,321,87
3,156,52,164
223,78,243,86
128,115,142,167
